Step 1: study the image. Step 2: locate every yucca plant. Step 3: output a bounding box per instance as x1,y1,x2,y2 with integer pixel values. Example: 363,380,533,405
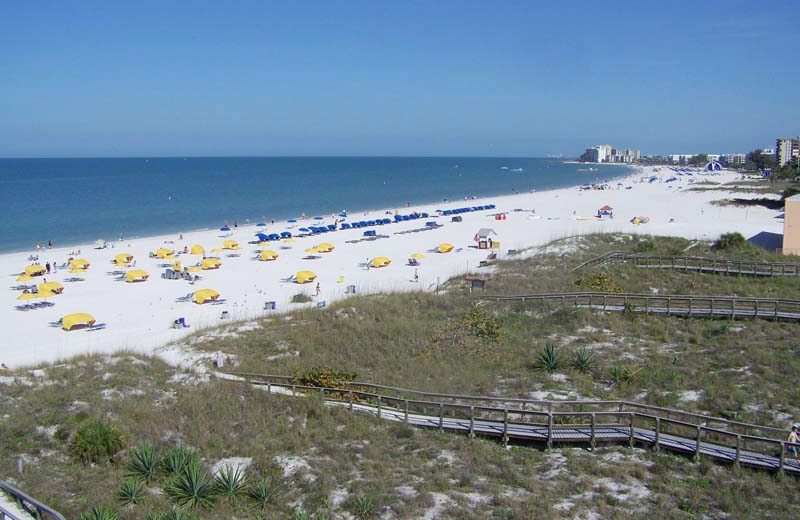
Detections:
292,509,311,520
571,347,596,373
214,465,248,506
608,364,643,385
353,493,375,519
164,460,216,509
249,476,279,509
534,344,561,373
161,445,200,477
127,442,161,483
79,505,119,520
118,478,144,505
69,419,127,465
163,508,200,520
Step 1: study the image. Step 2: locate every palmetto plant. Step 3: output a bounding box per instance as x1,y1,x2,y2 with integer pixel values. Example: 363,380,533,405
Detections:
126,442,161,483
214,465,248,506
68,419,127,465
117,478,144,505
161,445,200,477
145,508,200,520
164,460,217,509
534,344,562,373
79,505,119,520
353,493,375,519
571,347,596,373
249,477,279,509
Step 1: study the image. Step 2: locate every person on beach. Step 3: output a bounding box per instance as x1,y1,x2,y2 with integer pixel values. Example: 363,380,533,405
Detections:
315,282,320,297
46,262,51,274
48,240,52,248
414,269,419,283
788,426,799,461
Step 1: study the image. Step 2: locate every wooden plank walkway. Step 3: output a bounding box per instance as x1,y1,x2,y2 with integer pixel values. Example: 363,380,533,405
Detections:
0,481,65,520
572,251,800,277
478,292,800,322
228,373,800,476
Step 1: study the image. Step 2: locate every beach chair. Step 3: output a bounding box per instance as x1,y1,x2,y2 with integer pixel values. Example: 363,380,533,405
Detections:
407,258,420,266
220,311,229,319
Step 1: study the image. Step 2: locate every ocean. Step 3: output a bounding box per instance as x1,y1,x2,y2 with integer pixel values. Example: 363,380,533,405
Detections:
0,157,630,253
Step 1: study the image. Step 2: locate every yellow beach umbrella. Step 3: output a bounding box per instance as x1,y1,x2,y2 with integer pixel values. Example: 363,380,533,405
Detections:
114,253,133,266
410,253,425,259
305,247,321,254
24,264,47,276
295,271,317,284
317,243,335,252
223,240,240,250
256,241,271,247
172,260,183,272
371,257,391,268
69,258,90,270
125,269,149,283
190,244,205,255
62,313,96,331
282,238,296,243
201,258,221,270
194,288,220,304
155,248,175,259
39,281,64,294
210,248,223,253
259,250,279,261
436,243,454,253
17,291,55,300
16,274,34,282
186,266,202,273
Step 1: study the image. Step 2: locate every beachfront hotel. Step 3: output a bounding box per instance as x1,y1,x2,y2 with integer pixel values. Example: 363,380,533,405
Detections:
776,137,800,167
583,144,640,163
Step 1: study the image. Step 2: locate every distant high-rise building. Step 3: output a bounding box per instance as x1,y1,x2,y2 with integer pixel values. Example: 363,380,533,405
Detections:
583,144,639,163
722,154,746,165
776,138,800,167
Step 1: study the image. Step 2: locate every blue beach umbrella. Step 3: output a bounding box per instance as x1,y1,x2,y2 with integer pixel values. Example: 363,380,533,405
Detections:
256,222,267,227
299,227,310,232
314,216,324,220
220,226,231,232
288,219,297,223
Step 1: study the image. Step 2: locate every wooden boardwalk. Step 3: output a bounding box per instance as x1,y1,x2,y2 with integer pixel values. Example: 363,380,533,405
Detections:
0,481,65,520
478,292,800,322
228,373,800,476
572,251,800,277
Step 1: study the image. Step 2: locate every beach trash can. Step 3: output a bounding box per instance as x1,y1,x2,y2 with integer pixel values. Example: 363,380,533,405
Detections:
265,301,276,310
346,284,356,294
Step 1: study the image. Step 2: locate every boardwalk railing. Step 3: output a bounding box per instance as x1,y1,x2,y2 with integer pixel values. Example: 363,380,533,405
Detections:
225,372,799,475
0,481,65,520
573,252,800,277
477,291,800,321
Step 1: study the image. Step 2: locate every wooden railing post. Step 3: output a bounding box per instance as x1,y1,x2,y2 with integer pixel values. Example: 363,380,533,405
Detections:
779,442,785,474
590,413,596,451
438,403,444,432
502,408,509,447
695,426,702,461
629,412,635,447
348,390,353,411
377,396,382,419
292,384,296,396
404,400,409,423
735,434,741,467
469,406,475,438
547,412,553,451
266,383,271,396
654,417,660,452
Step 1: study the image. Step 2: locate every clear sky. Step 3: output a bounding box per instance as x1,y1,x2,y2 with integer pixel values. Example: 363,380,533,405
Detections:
1,0,797,158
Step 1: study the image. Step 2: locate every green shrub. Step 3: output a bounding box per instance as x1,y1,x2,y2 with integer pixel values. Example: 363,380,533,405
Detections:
534,344,562,373
713,232,746,250
463,308,504,342
575,272,622,293
68,419,127,465
214,465,247,506
161,445,201,477
608,364,643,385
292,509,311,520
292,366,357,389
571,347,595,373
249,476,280,509
165,460,217,509
146,508,201,520
352,493,375,519
291,293,313,303
118,478,144,505
79,505,119,520
634,240,656,253
126,442,161,483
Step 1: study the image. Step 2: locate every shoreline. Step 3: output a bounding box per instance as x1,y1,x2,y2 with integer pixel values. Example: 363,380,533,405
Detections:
2,163,636,256
1,165,781,369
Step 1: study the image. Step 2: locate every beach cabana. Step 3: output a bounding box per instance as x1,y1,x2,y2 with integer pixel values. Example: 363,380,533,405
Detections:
94,239,107,249
172,260,183,272
474,228,497,249
114,253,133,266
194,289,220,304
190,244,205,255
70,259,90,270
62,313,96,331
39,281,64,294
201,258,221,270
24,264,47,276
295,271,317,284
437,243,454,254
259,250,279,261
597,205,614,219
155,248,175,259
125,269,149,283
223,240,240,250
371,257,391,268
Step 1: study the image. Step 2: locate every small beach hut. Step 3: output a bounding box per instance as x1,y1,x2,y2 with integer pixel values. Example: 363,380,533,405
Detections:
295,271,317,284
437,243,454,253
24,264,47,276
190,244,205,255
155,248,175,259
259,250,279,261
371,257,391,268
474,228,497,249
201,258,221,270
39,281,64,294
125,269,149,283
70,258,90,270
94,239,107,249
223,239,240,250
62,313,96,331
114,253,133,266
193,288,220,304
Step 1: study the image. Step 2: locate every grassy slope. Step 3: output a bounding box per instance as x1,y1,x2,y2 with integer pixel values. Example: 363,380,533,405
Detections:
2,234,800,519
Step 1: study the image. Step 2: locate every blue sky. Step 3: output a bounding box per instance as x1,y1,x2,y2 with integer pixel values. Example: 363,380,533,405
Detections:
1,0,797,157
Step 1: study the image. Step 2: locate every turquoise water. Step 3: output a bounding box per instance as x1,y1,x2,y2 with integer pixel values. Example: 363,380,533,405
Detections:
0,157,629,252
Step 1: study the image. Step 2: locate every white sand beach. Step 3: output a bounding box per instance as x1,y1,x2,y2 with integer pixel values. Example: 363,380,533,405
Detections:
1,166,783,368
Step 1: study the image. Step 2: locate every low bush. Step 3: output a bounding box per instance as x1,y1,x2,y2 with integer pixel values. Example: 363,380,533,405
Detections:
68,419,127,465
79,505,119,520
713,232,746,250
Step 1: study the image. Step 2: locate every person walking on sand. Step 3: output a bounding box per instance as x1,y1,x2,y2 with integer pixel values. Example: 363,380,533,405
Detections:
414,269,419,283
788,426,799,461
315,282,320,297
